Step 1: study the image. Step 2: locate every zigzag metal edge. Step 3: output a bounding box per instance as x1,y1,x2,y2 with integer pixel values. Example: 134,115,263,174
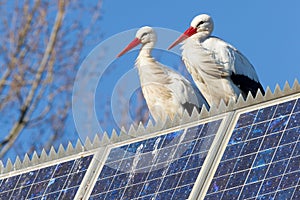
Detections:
121,78,300,138
1,79,300,175
0,138,100,175
106,78,300,141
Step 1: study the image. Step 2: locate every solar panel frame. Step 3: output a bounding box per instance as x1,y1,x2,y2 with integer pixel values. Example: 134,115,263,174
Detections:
196,94,300,200
83,114,230,200
74,148,109,199
0,150,98,200
188,112,236,200
1,86,299,200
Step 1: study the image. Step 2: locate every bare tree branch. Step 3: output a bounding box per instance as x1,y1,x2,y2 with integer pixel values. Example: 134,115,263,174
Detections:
0,0,104,160
0,0,41,95
0,0,65,158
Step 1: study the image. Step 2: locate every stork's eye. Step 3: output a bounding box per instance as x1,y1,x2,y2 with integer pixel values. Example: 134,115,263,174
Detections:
141,33,148,38
196,21,205,27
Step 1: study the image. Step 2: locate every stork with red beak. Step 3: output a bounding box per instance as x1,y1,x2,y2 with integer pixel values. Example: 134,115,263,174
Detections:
117,26,208,122
169,14,264,106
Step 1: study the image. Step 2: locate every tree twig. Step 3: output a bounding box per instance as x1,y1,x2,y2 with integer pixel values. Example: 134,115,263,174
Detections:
0,0,66,158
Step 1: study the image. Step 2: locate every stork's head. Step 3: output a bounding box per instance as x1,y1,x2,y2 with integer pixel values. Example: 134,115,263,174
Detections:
136,26,157,44
190,14,214,34
117,26,156,57
168,14,214,50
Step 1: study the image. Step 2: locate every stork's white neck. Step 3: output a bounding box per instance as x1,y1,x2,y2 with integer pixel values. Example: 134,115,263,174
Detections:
138,42,155,57
135,41,166,85
136,42,155,67
190,31,211,42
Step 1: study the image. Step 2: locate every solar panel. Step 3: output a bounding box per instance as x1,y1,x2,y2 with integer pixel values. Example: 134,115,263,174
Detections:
89,119,223,199
0,154,93,199
204,98,300,199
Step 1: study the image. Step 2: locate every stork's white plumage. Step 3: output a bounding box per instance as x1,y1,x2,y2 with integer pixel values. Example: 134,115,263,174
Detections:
117,26,208,121
169,14,264,106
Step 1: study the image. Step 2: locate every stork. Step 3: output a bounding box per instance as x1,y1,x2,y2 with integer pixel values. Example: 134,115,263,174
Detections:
168,14,264,107
117,26,208,122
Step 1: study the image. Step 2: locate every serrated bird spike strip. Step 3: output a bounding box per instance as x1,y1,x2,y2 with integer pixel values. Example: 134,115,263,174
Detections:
1,81,300,175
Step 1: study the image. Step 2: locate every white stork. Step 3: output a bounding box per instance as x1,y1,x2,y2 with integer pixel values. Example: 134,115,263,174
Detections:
117,26,208,122
168,14,264,106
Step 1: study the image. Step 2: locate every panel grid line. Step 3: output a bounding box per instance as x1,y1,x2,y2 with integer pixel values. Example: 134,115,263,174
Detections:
97,134,214,183
219,108,265,200
40,159,77,198
164,130,205,199
253,100,297,199
0,155,93,200
142,129,188,199
91,141,213,198
204,98,300,200
102,143,131,199
207,168,300,200
237,124,280,197
90,120,222,199
281,136,300,199
111,134,174,199
291,171,300,199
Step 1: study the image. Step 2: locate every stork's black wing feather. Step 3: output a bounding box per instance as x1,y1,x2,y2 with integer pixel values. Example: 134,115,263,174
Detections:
231,72,265,97
182,83,209,115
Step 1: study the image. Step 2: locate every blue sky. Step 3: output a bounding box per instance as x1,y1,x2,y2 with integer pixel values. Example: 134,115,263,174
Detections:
98,0,300,89
83,0,300,134
2,0,300,162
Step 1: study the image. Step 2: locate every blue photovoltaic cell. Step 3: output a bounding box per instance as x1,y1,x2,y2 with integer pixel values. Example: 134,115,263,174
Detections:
205,98,300,200
90,119,223,199
0,154,93,199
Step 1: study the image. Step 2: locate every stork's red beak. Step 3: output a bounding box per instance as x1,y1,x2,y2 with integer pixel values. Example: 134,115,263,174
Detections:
117,38,141,57
168,27,197,50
